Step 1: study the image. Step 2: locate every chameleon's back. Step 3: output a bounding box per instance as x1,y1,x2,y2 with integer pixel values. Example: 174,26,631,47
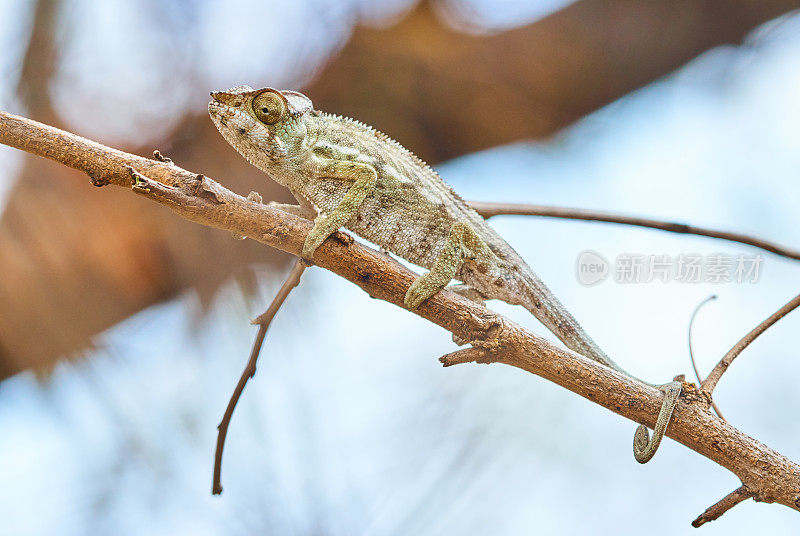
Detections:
301,113,624,373
302,113,513,270
208,87,623,375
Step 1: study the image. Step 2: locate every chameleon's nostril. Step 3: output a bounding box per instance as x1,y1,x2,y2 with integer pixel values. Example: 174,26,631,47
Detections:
209,91,232,105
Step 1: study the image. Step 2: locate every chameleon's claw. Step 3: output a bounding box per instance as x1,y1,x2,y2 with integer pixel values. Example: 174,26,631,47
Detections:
301,231,325,263
404,278,432,309
300,227,355,261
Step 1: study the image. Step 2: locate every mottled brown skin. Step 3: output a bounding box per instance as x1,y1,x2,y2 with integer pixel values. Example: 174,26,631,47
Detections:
208,86,680,462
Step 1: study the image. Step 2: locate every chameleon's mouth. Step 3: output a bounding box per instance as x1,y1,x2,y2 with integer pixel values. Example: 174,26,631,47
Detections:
208,92,224,111
207,100,226,125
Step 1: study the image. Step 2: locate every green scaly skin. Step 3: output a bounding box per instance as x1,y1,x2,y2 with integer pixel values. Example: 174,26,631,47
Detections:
208,85,681,463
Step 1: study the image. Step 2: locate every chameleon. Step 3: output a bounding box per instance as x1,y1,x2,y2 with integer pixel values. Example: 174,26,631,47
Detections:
208,85,681,463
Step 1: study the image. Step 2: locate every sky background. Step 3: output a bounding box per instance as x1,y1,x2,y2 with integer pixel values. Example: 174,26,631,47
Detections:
1,0,799,534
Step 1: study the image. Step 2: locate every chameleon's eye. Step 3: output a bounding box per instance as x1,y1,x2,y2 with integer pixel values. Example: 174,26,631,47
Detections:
252,91,286,125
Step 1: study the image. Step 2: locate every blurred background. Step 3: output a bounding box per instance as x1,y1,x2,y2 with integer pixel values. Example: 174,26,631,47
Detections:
1,0,800,533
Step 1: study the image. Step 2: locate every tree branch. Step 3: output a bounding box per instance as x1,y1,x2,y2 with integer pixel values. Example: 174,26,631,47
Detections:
212,257,306,495
468,201,800,262
687,295,725,420
2,110,799,520
692,485,754,527
702,292,800,395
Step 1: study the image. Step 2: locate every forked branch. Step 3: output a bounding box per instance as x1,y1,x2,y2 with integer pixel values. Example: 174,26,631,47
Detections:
702,292,800,395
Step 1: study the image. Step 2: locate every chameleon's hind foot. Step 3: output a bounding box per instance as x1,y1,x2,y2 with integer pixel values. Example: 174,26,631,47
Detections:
448,284,486,305
404,270,452,309
447,285,486,345
404,222,497,310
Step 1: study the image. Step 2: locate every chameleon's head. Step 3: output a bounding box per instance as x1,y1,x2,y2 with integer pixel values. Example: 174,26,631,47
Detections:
208,85,314,166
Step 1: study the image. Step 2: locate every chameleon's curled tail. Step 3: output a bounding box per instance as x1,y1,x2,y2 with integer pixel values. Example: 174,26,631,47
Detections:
515,273,682,463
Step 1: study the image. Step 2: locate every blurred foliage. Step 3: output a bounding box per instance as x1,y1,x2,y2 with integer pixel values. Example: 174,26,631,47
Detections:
2,0,798,377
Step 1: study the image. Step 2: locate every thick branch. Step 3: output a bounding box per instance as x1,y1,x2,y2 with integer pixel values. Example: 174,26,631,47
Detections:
469,201,800,261
2,111,799,514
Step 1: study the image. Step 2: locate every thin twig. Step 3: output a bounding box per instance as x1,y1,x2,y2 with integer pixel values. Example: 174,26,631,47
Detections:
468,201,800,262
688,295,717,384
212,259,306,494
692,485,753,527
687,295,725,420
702,292,800,395
439,345,498,367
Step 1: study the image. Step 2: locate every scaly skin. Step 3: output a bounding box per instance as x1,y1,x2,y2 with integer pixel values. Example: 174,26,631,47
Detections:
208,86,680,461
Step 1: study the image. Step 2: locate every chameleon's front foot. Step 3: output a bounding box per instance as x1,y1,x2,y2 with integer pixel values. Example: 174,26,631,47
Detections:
301,220,358,264
404,274,437,309
633,380,682,463
300,214,333,263
301,234,323,264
